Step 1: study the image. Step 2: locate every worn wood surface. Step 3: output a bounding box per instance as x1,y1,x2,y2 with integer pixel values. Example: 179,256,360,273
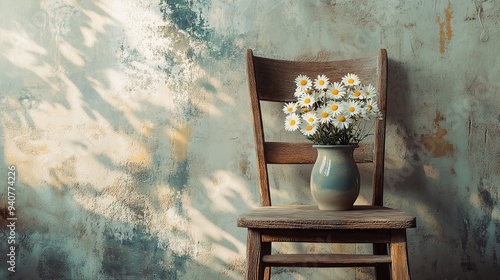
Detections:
264,142,373,164
238,205,416,230
246,229,265,280
374,243,391,279
262,254,392,267
261,228,392,243
372,49,388,206
251,55,379,103
390,229,411,280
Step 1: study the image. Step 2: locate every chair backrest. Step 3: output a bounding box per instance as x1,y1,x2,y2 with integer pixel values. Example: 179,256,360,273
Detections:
246,49,388,207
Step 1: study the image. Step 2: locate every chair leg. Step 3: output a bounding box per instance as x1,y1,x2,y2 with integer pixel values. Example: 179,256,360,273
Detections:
262,242,272,280
373,243,390,280
390,229,411,280
246,229,266,280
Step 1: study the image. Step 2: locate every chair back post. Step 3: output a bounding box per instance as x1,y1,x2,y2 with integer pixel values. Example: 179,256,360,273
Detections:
372,49,388,206
247,49,272,206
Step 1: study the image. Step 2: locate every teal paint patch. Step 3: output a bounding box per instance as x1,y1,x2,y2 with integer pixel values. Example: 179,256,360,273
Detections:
167,160,189,216
38,246,71,280
102,227,187,279
158,0,238,60
168,160,189,192
199,80,216,94
159,0,210,41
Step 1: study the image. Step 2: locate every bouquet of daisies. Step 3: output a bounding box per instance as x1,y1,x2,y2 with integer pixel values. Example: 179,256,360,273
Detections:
283,73,381,145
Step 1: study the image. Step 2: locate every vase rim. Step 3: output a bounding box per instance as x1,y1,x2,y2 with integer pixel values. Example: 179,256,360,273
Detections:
312,144,359,148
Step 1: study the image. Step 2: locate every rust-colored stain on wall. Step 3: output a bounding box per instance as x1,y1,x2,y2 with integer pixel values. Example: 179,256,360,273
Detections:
421,112,454,157
437,1,453,55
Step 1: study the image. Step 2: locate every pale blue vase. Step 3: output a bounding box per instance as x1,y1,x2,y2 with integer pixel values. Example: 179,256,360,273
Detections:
310,145,360,210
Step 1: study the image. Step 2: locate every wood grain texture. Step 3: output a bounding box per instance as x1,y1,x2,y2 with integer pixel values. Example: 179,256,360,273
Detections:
261,228,392,243
246,229,265,280
372,49,388,206
247,49,272,207
390,229,411,280
238,205,416,230
264,142,373,164
262,254,392,267
252,55,379,102
373,243,391,279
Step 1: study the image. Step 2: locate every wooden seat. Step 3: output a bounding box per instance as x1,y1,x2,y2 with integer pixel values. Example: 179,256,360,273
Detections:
237,49,416,279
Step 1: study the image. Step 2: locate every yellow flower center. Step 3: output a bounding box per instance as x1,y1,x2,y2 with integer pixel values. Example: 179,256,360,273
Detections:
331,104,338,111
348,78,354,84
349,106,355,112
331,89,339,95
365,91,370,96
321,112,329,118
304,98,311,104
338,116,346,122
287,107,293,112
302,108,308,113
306,125,313,131
300,79,307,86
368,105,373,110
354,91,360,97
308,117,314,122
319,80,325,85
290,120,296,126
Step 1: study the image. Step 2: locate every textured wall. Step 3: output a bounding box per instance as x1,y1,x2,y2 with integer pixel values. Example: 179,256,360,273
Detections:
0,0,499,279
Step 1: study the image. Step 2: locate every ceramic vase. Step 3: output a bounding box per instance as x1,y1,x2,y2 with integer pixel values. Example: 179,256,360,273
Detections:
310,145,360,210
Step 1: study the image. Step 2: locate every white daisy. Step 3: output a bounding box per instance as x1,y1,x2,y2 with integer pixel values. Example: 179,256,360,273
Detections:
326,82,346,100
318,107,332,124
298,94,316,108
342,73,361,86
314,74,329,90
302,112,318,124
349,85,364,100
284,113,301,131
332,113,353,129
327,101,343,117
345,101,362,116
294,87,305,98
363,84,377,99
295,75,312,90
282,102,297,114
300,122,319,136
363,99,381,119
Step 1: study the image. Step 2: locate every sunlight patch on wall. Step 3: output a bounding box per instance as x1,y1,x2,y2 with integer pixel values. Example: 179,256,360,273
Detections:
0,28,57,89
199,170,254,213
169,123,192,163
58,39,85,66
423,163,440,180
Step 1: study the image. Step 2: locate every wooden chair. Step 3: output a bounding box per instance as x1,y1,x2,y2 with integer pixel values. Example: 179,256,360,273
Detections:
237,49,416,280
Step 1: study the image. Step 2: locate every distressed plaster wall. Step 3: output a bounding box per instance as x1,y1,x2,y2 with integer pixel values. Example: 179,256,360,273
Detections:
0,0,499,279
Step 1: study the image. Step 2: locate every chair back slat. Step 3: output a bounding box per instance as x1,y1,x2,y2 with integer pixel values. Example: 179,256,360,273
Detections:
253,56,379,103
247,49,388,207
264,142,373,164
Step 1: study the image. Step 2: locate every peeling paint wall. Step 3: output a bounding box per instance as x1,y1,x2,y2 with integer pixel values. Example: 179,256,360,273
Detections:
0,0,499,279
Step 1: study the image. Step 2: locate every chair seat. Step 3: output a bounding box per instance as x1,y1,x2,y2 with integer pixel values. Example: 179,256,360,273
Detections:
237,205,416,230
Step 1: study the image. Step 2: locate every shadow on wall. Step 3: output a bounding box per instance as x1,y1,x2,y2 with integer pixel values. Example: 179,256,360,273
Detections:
0,0,252,279
384,58,500,278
